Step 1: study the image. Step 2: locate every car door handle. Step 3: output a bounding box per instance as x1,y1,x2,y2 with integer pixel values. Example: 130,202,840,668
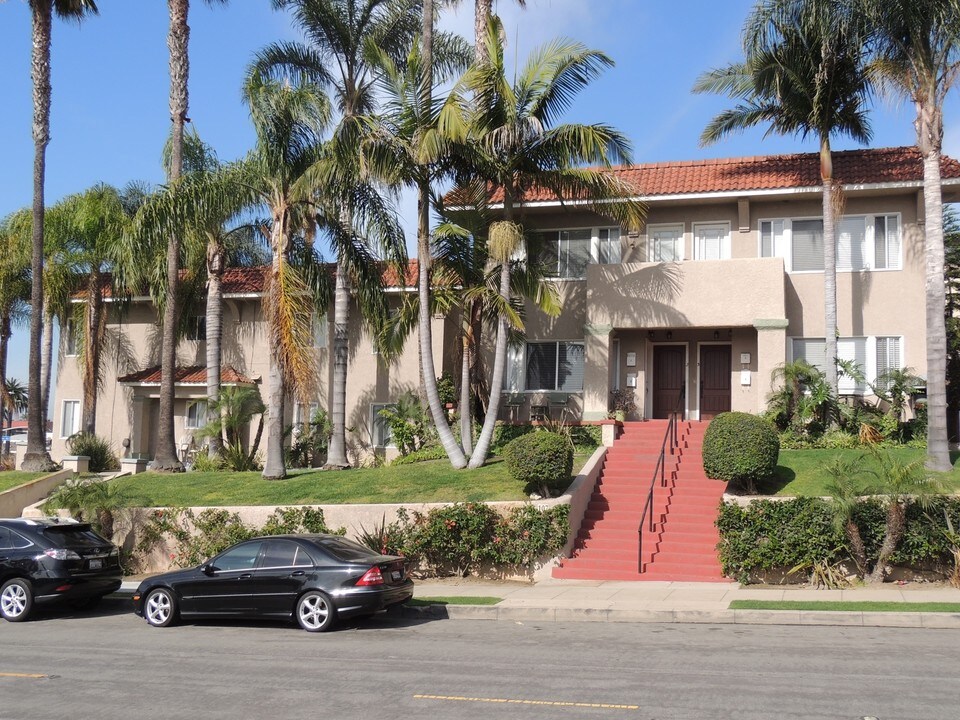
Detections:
289,571,305,577
239,573,253,580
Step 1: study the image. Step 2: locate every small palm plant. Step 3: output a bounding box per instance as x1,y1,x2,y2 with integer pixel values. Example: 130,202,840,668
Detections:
198,386,266,471
822,454,869,579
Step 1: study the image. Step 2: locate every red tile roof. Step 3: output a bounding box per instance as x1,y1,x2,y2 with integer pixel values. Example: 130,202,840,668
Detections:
117,365,256,385
478,147,960,204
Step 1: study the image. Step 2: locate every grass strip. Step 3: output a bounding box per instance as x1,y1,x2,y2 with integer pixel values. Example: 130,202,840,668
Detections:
408,596,502,607
729,599,960,613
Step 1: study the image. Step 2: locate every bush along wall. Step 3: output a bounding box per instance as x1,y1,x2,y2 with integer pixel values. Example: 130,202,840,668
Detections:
716,497,960,585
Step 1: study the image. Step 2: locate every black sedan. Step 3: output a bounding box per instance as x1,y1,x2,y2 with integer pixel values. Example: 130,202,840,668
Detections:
132,534,413,632
0,517,123,622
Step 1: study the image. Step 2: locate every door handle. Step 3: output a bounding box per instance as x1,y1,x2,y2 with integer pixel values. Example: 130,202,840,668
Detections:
239,573,253,580
290,571,305,577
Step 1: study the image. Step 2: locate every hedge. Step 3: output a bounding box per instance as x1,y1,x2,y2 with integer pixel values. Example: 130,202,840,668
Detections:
703,412,779,489
502,431,574,497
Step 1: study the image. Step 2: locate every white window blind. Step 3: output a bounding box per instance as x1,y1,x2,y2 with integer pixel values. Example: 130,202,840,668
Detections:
370,404,393,447
876,337,902,389
185,401,207,430
760,220,785,258
792,219,824,271
694,224,729,260
792,338,826,373
504,344,525,392
874,215,901,270
60,400,80,438
837,217,866,271
837,337,867,392
650,226,683,262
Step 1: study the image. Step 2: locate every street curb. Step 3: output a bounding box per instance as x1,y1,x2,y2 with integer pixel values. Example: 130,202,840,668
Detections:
400,604,960,629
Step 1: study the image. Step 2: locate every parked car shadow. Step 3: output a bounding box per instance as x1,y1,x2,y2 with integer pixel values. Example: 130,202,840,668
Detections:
23,596,133,623
148,606,441,633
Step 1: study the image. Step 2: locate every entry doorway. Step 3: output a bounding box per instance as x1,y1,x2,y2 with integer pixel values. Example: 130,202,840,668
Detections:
699,345,731,420
652,345,685,419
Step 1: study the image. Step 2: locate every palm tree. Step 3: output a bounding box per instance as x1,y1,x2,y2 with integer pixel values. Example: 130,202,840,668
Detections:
445,19,647,468
22,0,99,472
858,0,960,472
154,0,231,473
695,0,872,409
258,0,419,469
0,213,32,458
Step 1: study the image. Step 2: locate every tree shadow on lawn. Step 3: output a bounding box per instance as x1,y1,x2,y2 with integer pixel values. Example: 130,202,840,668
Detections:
752,466,795,495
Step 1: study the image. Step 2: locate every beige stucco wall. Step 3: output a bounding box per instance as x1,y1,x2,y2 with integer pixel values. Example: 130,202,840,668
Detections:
51,293,446,465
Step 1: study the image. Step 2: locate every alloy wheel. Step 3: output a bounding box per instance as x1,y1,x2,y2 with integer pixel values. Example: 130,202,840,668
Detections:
1,584,27,619
297,593,330,631
145,590,172,626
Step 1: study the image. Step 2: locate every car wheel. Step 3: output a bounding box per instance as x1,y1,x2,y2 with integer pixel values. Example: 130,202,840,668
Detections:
143,588,177,628
296,590,337,632
0,578,33,623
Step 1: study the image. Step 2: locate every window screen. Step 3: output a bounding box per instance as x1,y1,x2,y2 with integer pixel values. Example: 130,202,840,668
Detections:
792,219,824,271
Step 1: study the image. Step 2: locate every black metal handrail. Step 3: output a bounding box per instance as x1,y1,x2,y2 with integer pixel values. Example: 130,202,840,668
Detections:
638,386,685,573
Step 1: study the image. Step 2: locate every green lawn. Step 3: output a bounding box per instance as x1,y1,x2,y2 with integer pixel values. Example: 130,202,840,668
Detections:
730,599,960,613
0,472,43,493
111,454,592,507
758,448,960,497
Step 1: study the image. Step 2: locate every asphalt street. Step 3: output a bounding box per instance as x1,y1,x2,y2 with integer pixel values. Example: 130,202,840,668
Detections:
0,598,957,720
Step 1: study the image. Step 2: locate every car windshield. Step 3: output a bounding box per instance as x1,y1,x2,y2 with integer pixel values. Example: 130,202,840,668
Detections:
315,537,380,563
42,525,110,549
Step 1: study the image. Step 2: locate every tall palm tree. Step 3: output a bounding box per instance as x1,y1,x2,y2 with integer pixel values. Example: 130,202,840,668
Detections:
858,0,960,472
259,0,419,469
22,0,99,472
445,19,647,468
154,0,230,472
695,0,871,408
0,213,32,458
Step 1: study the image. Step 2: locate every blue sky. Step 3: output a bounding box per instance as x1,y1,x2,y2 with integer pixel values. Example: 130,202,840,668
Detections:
2,0,958,385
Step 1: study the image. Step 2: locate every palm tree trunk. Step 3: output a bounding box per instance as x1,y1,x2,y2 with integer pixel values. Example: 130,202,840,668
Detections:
868,501,907,583
474,0,492,64
469,198,516,469
418,0,467,468
325,256,351,469
844,518,867,579
459,330,473,455
81,273,104,435
920,141,951,471
206,242,224,457
821,138,839,414
40,302,53,430
0,311,10,458
23,2,56,472
262,340,287,479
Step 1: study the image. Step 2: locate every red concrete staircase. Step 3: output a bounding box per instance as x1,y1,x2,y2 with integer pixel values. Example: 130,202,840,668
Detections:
552,420,729,582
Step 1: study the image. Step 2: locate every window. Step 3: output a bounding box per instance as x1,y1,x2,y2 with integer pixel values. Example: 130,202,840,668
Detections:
185,401,207,430
60,400,80,438
761,214,901,271
370,403,393,447
312,313,328,348
260,540,313,569
64,318,79,356
693,223,731,260
211,541,264,572
523,341,585,392
874,215,901,270
836,337,867,392
293,402,320,428
186,315,206,342
648,225,683,262
597,228,621,264
876,336,902,390
793,336,890,393
791,219,825,271
760,220,785,258
535,227,622,278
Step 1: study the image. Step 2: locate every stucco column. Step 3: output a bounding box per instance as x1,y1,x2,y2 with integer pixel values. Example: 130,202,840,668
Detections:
582,324,613,420
753,319,789,415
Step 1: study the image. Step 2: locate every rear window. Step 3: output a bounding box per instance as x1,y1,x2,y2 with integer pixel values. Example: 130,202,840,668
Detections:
315,537,380,563
42,526,111,549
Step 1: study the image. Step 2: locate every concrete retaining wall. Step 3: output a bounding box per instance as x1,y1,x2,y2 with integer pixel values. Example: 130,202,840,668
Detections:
0,470,72,518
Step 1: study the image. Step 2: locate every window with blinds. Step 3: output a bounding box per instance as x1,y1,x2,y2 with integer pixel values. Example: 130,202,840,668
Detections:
874,215,901,270
536,228,619,278
509,341,585,392
791,219,825,271
597,228,621,264
837,337,867,392
694,223,730,260
876,337,902,390
836,217,866,271
760,219,785,258
649,225,683,262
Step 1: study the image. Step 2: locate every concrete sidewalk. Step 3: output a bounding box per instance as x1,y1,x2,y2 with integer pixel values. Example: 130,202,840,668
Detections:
116,577,960,629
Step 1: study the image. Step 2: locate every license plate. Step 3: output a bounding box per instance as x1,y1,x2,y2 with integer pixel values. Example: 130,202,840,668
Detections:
89,559,102,570
391,570,401,581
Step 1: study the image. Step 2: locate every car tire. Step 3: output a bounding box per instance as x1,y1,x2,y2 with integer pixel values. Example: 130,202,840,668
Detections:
296,590,337,632
143,588,177,628
0,578,34,623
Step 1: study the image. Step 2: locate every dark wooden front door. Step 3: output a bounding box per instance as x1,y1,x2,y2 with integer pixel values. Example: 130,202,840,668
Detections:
700,345,731,420
652,345,685,419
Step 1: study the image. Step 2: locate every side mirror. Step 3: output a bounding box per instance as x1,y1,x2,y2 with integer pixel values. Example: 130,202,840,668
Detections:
200,564,216,576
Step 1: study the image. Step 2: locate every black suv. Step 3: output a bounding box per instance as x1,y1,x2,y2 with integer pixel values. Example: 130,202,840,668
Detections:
0,518,122,622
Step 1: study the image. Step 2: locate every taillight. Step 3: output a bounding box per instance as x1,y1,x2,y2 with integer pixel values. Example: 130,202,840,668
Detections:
356,566,384,586
43,548,81,561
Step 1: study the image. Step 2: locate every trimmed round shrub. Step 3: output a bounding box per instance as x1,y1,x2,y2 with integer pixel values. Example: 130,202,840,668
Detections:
702,412,779,492
502,431,573,497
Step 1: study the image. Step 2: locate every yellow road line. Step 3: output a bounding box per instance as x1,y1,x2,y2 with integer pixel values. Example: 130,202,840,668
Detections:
0,673,48,679
414,694,638,710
